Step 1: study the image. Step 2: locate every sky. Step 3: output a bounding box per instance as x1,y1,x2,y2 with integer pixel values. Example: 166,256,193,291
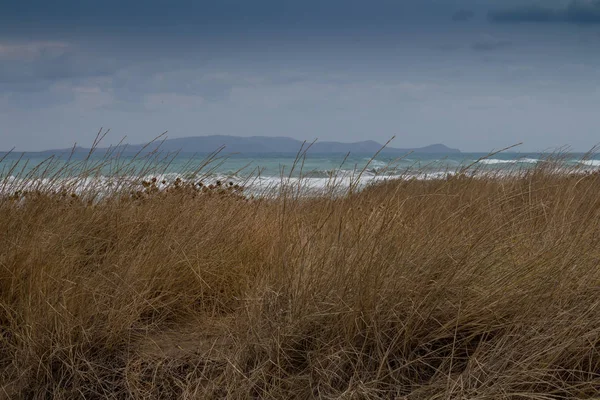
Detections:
1,0,600,152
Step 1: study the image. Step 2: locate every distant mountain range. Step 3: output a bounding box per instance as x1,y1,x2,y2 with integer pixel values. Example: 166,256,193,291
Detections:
33,135,461,155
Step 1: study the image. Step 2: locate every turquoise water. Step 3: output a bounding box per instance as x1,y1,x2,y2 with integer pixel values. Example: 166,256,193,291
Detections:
1,151,597,179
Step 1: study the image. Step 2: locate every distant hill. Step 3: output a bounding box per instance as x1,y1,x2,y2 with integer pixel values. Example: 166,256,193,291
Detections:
32,135,461,155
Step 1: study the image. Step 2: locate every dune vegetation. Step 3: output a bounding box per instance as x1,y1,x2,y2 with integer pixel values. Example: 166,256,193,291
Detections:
0,149,599,399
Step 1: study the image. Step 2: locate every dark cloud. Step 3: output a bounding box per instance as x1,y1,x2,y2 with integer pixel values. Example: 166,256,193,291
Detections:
566,0,600,23
488,6,560,23
489,0,600,24
0,0,475,39
452,9,475,21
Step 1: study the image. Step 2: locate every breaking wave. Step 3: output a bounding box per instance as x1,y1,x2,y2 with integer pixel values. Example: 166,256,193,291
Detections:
478,158,539,165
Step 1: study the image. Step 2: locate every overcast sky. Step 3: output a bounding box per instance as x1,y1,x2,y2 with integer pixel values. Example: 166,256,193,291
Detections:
1,0,600,152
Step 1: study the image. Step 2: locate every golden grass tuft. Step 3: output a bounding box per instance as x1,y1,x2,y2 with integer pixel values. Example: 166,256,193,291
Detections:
0,150,600,398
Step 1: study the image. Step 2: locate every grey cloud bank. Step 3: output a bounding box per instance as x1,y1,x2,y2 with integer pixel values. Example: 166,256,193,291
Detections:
489,0,600,24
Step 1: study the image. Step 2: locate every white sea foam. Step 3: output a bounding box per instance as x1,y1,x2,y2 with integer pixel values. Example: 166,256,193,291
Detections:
579,160,600,167
0,173,390,199
2,170,468,200
478,159,518,165
478,158,539,165
0,164,592,200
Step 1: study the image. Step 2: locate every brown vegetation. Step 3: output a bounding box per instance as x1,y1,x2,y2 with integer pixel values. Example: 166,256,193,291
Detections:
1,158,600,398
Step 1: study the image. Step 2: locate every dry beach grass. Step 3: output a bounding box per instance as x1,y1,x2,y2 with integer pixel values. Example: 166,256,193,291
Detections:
0,150,599,398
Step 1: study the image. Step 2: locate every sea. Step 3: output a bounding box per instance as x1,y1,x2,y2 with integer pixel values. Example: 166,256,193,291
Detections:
1,151,599,196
